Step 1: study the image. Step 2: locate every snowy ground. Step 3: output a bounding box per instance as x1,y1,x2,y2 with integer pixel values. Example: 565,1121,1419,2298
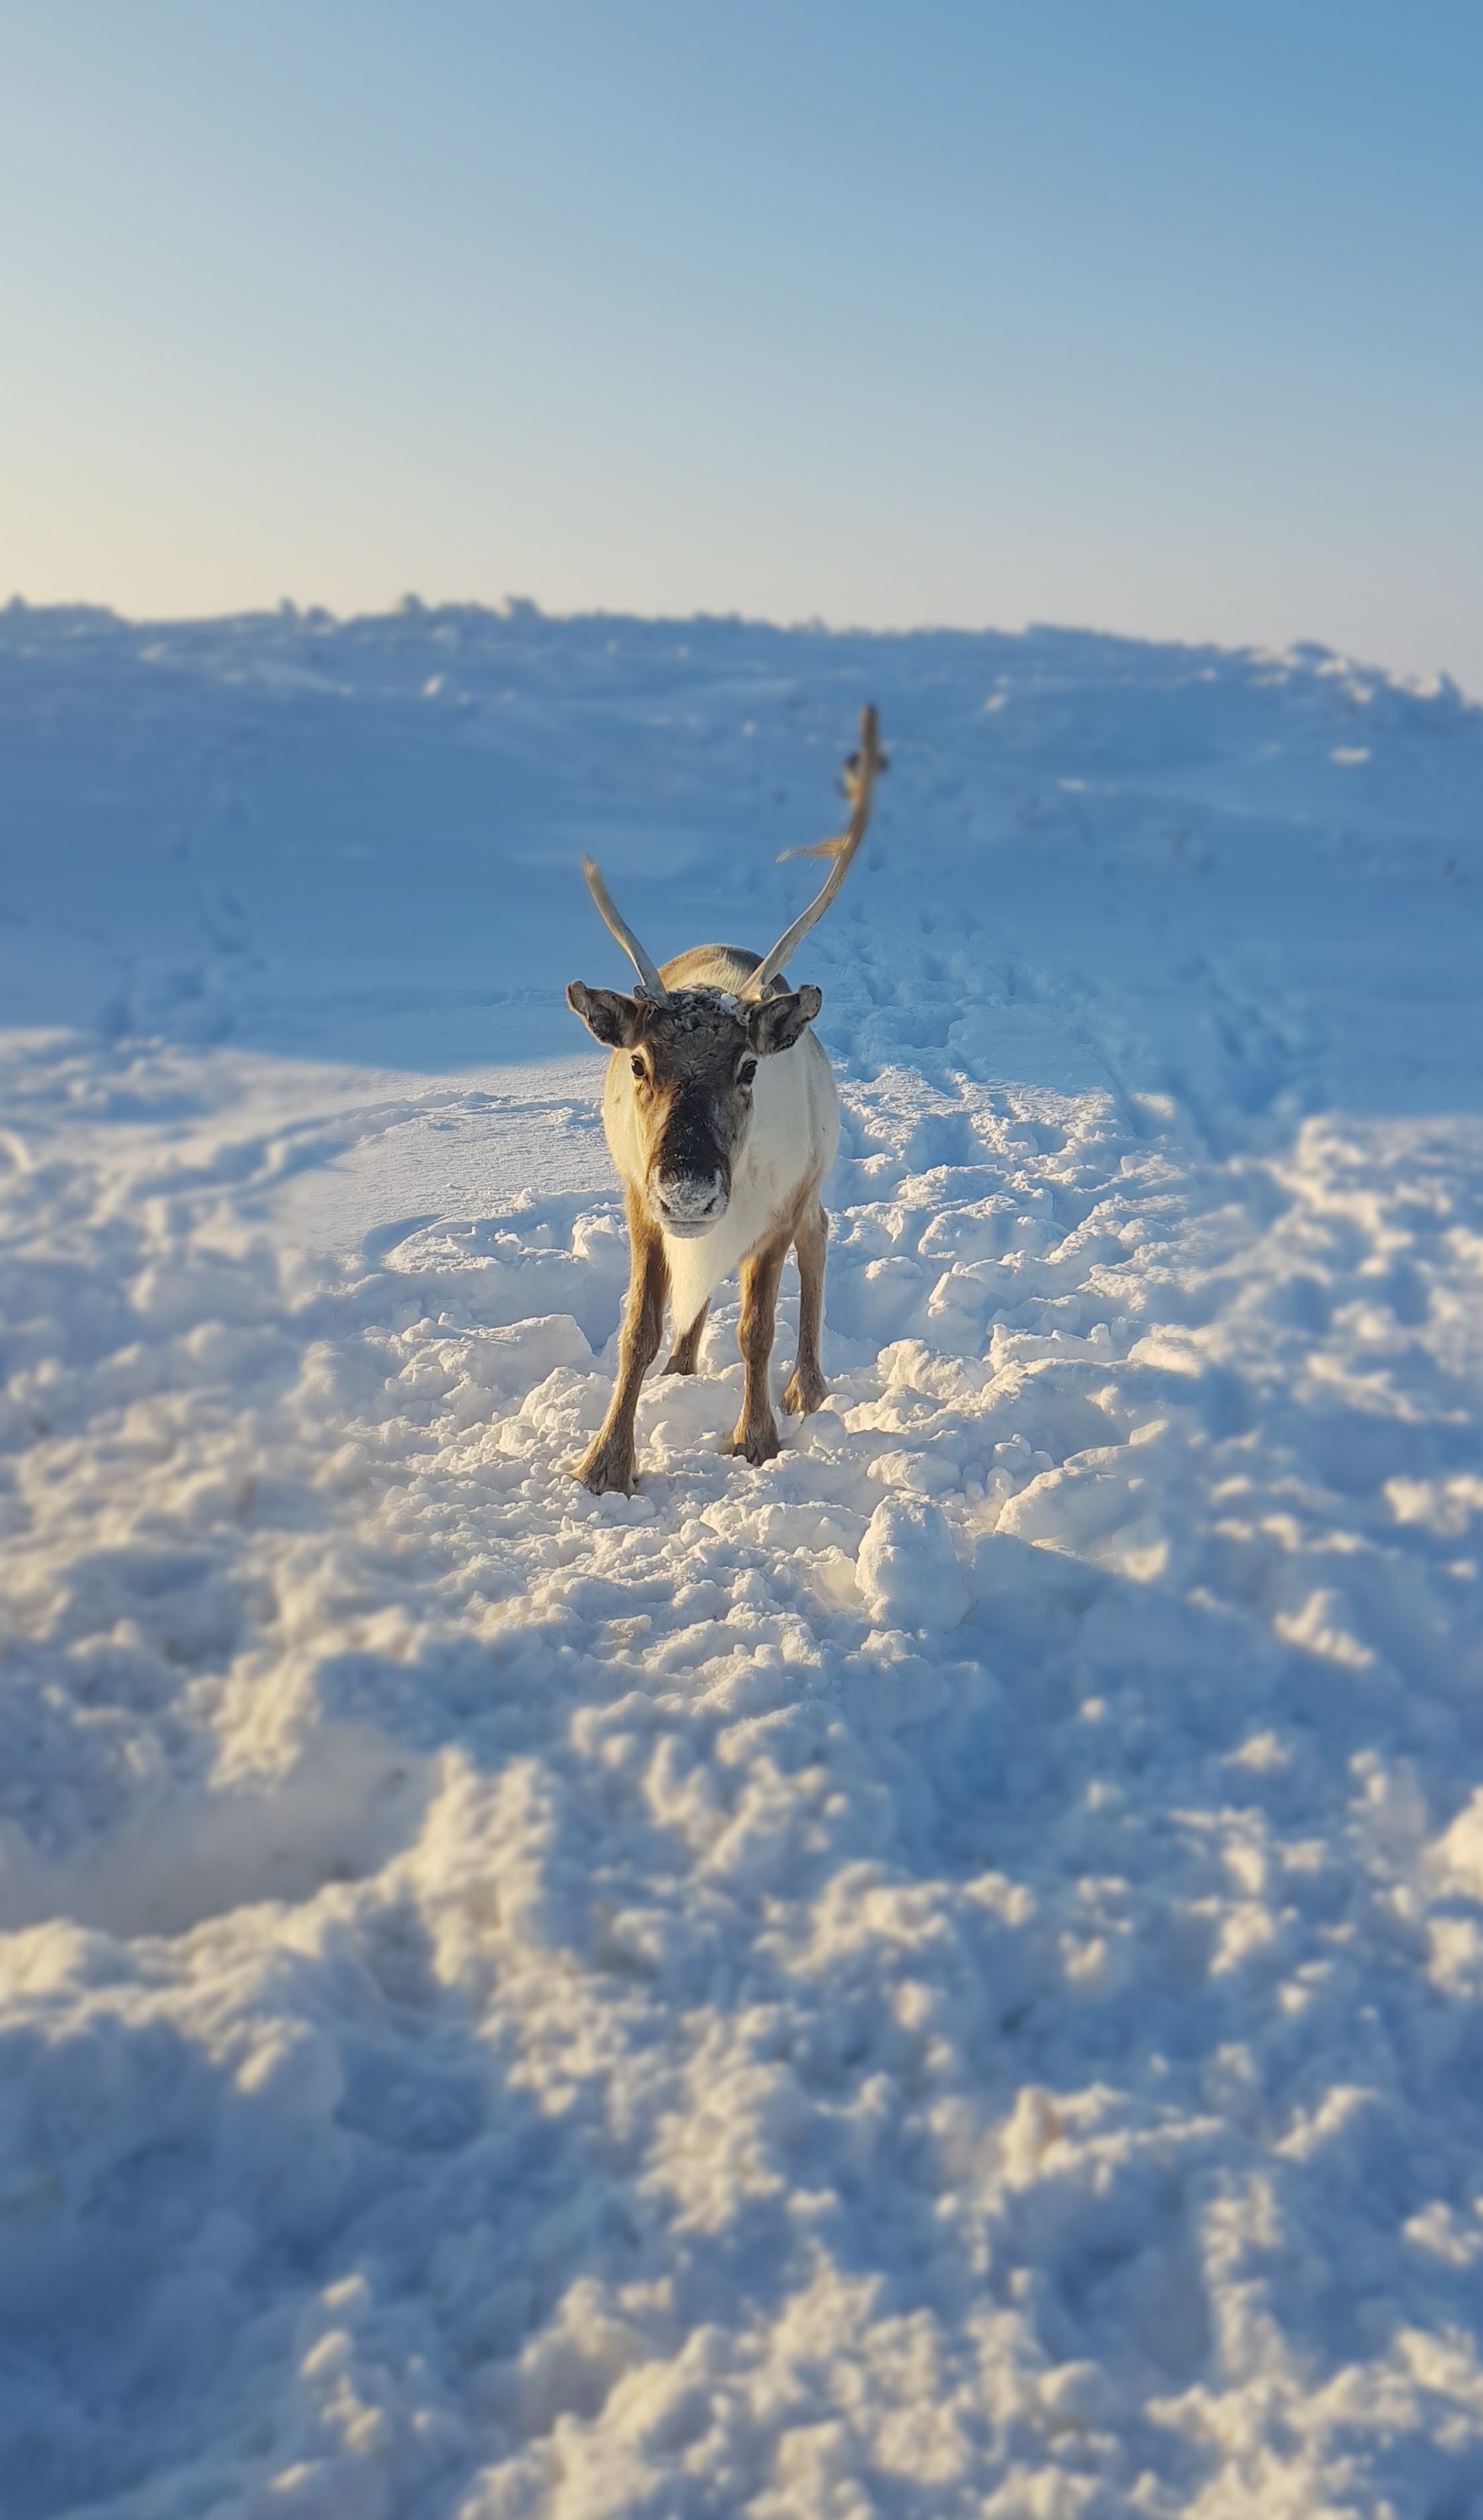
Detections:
2,600,1482,2518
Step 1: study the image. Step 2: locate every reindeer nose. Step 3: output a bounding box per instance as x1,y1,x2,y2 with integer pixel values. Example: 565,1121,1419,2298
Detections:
655,1173,727,1236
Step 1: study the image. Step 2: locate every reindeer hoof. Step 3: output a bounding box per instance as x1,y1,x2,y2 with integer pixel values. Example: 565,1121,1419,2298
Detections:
781,1366,828,1417
729,1418,781,1466
573,1445,639,1497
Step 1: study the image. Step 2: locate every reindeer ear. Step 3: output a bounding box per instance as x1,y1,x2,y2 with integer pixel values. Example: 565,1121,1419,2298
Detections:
566,981,642,1047
747,984,822,1058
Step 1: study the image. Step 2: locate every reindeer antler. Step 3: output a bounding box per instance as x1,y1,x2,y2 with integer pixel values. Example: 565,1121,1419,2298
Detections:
741,705,885,1002
580,855,671,1001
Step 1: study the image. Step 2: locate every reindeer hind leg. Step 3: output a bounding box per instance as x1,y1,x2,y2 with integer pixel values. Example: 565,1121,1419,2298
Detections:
663,1300,710,1376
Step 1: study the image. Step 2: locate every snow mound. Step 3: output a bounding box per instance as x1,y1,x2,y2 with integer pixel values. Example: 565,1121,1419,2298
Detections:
857,1492,970,1630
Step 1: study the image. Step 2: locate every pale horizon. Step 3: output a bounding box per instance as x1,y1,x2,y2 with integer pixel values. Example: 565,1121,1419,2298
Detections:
4,1,1479,690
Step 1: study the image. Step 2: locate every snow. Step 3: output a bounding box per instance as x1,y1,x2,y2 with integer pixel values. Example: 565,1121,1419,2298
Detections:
857,1496,969,1633
2,597,1482,2515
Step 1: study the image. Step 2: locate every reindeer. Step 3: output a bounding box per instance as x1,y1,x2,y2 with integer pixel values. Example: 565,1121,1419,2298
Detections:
566,706,885,1495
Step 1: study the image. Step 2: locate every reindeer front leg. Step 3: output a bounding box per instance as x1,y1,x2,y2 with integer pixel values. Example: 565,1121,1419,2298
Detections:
576,1189,669,1495
730,1227,789,1465
781,1196,829,1417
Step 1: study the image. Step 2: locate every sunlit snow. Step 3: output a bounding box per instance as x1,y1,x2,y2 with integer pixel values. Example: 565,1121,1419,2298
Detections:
2,599,1482,2516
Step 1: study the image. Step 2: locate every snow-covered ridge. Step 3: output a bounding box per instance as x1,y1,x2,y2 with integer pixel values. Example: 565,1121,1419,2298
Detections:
1,607,1482,2515
3,596,1478,1098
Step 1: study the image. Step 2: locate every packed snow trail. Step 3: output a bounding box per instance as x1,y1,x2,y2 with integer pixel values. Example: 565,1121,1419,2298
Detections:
1,606,1483,2517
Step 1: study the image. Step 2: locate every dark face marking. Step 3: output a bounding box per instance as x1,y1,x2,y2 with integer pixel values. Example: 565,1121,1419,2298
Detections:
566,980,823,1236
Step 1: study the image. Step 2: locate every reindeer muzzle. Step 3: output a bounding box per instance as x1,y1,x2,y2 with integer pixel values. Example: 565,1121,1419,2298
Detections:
652,1173,728,1237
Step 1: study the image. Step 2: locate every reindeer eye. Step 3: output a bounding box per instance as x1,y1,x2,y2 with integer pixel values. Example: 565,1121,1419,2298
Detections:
630,1055,647,1081
738,1058,757,1089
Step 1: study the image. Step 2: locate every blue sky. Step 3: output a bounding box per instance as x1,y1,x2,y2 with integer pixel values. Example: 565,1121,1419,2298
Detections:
2,1,1479,683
